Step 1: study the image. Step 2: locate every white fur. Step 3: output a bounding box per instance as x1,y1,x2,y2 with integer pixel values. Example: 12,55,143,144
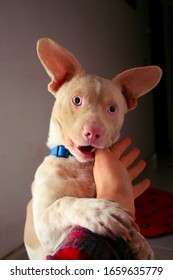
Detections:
94,78,101,95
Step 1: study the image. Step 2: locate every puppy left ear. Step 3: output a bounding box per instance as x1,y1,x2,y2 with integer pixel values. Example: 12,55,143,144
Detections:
113,66,162,111
37,38,84,95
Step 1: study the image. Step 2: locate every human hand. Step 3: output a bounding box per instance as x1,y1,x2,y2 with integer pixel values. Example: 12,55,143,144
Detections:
93,137,150,217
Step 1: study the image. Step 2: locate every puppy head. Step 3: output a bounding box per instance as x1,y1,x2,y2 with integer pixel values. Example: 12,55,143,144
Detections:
37,38,162,162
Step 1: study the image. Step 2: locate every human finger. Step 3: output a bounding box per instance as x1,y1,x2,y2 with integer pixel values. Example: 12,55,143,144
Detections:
133,178,150,199
110,137,132,159
120,147,140,168
128,160,146,181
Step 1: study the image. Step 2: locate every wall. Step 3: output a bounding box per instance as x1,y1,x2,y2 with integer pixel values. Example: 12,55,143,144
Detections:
0,0,153,258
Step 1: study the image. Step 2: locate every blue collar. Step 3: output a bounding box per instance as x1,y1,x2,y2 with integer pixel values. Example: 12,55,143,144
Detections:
50,145,73,158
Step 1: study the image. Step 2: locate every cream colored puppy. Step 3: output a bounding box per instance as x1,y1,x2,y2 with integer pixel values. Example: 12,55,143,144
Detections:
24,38,162,259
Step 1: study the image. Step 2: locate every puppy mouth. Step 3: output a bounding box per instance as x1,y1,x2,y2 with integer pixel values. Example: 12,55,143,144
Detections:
70,139,98,159
76,145,96,154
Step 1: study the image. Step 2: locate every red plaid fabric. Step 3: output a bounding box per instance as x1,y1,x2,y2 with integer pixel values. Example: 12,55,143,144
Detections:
46,225,131,260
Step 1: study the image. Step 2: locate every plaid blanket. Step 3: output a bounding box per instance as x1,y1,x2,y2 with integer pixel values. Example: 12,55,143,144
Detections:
46,225,131,260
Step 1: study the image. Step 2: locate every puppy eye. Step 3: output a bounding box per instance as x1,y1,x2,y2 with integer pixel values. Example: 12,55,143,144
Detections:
108,105,117,115
72,96,82,106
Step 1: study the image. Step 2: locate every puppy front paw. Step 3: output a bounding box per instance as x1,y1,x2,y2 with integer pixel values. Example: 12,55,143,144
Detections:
73,198,134,241
128,231,154,260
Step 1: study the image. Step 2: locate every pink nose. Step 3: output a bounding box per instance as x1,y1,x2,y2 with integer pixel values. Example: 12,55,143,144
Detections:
83,125,103,142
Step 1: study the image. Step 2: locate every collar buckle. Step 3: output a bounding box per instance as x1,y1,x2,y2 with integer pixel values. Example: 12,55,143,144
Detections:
50,146,73,158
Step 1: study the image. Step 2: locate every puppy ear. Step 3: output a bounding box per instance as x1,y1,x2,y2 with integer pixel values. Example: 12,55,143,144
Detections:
113,66,162,111
37,38,84,94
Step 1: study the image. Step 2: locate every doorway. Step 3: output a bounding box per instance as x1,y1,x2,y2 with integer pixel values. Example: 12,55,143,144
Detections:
149,0,173,154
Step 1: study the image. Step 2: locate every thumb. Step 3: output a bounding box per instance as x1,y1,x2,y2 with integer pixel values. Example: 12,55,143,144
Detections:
94,148,111,162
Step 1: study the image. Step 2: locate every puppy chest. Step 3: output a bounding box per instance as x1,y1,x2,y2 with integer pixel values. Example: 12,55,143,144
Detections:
54,159,96,198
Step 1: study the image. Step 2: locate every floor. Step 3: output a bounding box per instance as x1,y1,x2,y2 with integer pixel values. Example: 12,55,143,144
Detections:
3,150,173,260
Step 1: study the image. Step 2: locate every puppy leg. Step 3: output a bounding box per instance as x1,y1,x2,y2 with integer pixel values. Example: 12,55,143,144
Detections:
24,200,46,259
33,197,136,254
